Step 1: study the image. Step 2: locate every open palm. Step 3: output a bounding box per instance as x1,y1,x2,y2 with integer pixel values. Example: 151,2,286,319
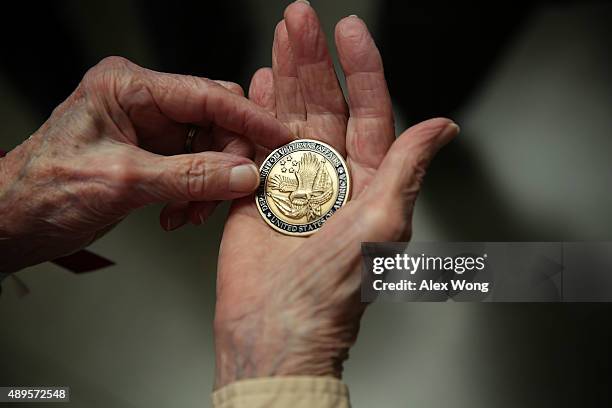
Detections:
214,2,458,388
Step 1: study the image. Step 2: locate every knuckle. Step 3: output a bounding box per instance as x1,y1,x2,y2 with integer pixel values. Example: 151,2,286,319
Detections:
104,156,140,198
402,151,429,191
409,163,426,190
185,156,209,199
362,201,410,242
386,212,410,242
81,56,134,95
227,83,244,96
96,55,131,70
361,205,388,234
215,80,244,96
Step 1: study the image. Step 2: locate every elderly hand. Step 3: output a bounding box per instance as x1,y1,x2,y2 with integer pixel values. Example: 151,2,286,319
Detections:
0,56,293,273
213,2,458,388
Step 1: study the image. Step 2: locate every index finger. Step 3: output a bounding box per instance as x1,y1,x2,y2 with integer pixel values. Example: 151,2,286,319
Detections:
144,70,295,149
283,1,348,153
103,57,294,150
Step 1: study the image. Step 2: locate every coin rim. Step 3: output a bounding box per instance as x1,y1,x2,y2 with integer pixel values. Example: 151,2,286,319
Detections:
255,138,351,237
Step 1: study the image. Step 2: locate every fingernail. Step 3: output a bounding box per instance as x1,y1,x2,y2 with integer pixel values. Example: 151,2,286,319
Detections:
295,0,310,5
440,122,461,140
167,212,187,231
348,14,359,18
230,164,260,193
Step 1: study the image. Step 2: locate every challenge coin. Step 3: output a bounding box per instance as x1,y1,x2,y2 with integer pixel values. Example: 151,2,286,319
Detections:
255,139,351,236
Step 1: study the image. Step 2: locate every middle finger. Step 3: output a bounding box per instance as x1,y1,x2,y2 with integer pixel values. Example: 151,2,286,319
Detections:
283,1,348,154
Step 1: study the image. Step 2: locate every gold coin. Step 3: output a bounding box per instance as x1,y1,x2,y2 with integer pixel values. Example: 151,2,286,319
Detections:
255,139,351,236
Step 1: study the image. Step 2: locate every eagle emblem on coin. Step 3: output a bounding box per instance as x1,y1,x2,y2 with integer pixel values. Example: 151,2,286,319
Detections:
256,139,351,236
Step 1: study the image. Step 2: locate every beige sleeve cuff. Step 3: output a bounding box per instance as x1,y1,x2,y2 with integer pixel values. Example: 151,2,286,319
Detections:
212,376,350,408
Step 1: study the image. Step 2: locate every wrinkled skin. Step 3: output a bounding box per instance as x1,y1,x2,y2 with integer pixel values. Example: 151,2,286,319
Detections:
213,3,458,388
0,57,293,273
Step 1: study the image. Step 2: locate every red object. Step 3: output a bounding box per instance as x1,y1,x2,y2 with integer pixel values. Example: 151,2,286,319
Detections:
52,249,115,273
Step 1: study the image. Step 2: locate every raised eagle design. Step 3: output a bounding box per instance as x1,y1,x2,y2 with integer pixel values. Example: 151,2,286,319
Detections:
267,152,334,222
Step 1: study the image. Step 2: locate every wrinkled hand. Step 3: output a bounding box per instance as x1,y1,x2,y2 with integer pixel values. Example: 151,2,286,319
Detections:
214,2,459,388
0,56,292,273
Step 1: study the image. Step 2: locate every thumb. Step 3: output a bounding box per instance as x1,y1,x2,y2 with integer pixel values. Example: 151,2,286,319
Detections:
366,118,458,204
140,151,260,203
358,118,459,241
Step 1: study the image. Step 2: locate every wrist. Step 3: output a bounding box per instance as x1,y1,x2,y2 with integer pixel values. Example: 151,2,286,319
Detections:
213,308,346,390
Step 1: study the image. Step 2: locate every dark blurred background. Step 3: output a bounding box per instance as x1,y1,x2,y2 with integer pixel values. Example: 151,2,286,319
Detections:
1,1,611,407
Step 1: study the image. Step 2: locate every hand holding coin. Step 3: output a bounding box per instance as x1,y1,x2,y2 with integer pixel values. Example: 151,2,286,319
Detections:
214,2,459,388
0,56,292,273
